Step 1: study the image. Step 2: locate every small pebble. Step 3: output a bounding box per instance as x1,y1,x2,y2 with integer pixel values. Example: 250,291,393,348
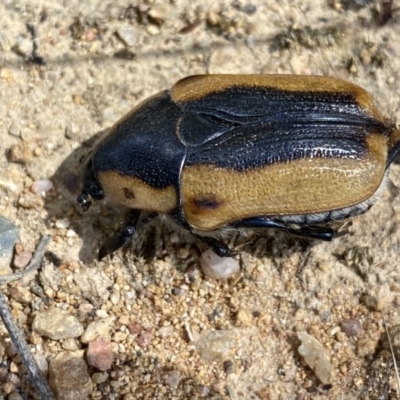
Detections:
148,9,165,26
0,367,8,382
62,338,79,351
200,250,239,280
79,303,94,315
297,331,333,384
0,68,13,81
31,179,53,194
55,218,70,229
169,232,180,244
146,25,160,36
128,323,142,334
223,360,235,374
340,319,362,337
194,330,237,362
33,147,43,157
357,338,377,357
8,392,22,400
117,24,137,47
18,192,43,209
5,343,18,358
8,122,21,137
2,381,16,394
32,308,84,340
177,247,190,259
9,284,32,303
20,128,36,142
33,353,48,375
66,229,76,238
72,94,83,105
110,291,120,305
49,351,93,398
9,143,32,164
64,123,79,140
81,318,113,344
243,3,257,15
159,325,173,338
92,372,108,384
235,308,253,327
10,362,18,373
136,330,153,348
0,179,18,193
113,331,127,342
87,338,114,371
12,251,32,270
47,70,59,82
163,370,181,389
96,310,109,318
6,373,20,387
172,287,186,296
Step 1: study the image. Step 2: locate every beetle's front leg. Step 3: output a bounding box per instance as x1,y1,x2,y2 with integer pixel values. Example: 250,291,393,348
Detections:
193,234,232,257
98,209,142,260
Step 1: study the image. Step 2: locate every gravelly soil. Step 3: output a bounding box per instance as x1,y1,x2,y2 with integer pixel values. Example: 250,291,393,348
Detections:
1,0,400,398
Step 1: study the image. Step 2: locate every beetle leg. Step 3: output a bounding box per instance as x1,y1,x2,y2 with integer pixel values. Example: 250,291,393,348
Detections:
285,225,336,241
169,209,232,256
231,217,342,242
193,235,232,257
98,209,142,260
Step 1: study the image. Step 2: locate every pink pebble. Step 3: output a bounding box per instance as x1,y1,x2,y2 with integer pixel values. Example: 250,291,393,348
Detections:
31,179,53,194
136,330,153,348
87,338,114,371
13,251,32,269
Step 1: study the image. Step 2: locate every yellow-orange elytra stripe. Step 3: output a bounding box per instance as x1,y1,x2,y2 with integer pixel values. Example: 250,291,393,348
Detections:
181,134,387,231
98,171,178,213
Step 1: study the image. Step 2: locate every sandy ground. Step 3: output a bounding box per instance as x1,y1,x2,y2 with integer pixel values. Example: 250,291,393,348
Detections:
1,0,400,399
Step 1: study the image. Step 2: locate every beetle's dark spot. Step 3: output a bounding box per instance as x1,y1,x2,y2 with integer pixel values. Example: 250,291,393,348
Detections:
123,188,135,199
193,196,223,210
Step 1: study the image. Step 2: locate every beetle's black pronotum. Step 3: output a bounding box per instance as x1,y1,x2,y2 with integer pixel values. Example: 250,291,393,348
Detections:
77,74,400,259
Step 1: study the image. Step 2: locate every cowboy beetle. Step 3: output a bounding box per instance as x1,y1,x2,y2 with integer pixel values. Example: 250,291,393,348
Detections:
78,74,400,259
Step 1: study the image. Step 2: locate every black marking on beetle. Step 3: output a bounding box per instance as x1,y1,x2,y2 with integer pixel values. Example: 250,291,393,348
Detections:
178,87,386,147
186,124,374,171
192,196,224,210
176,86,388,171
93,91,186,189
123,188,135,199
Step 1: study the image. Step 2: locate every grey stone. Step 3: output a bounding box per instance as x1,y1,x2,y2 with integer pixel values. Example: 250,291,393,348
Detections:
0,216,19,275
32,308,84,340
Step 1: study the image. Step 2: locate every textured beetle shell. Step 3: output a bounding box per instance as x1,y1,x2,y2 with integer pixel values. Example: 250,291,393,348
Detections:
91,74,393,231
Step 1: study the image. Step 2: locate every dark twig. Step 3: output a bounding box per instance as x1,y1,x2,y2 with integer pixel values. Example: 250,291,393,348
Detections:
26,23,46,65
0,235,55,399
383,317,400,397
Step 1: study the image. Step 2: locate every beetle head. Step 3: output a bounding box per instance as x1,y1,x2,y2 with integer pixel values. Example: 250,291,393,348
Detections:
77,150,104,211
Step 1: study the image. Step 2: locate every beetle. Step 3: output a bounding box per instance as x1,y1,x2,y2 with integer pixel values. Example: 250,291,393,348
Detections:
77,74,400,260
